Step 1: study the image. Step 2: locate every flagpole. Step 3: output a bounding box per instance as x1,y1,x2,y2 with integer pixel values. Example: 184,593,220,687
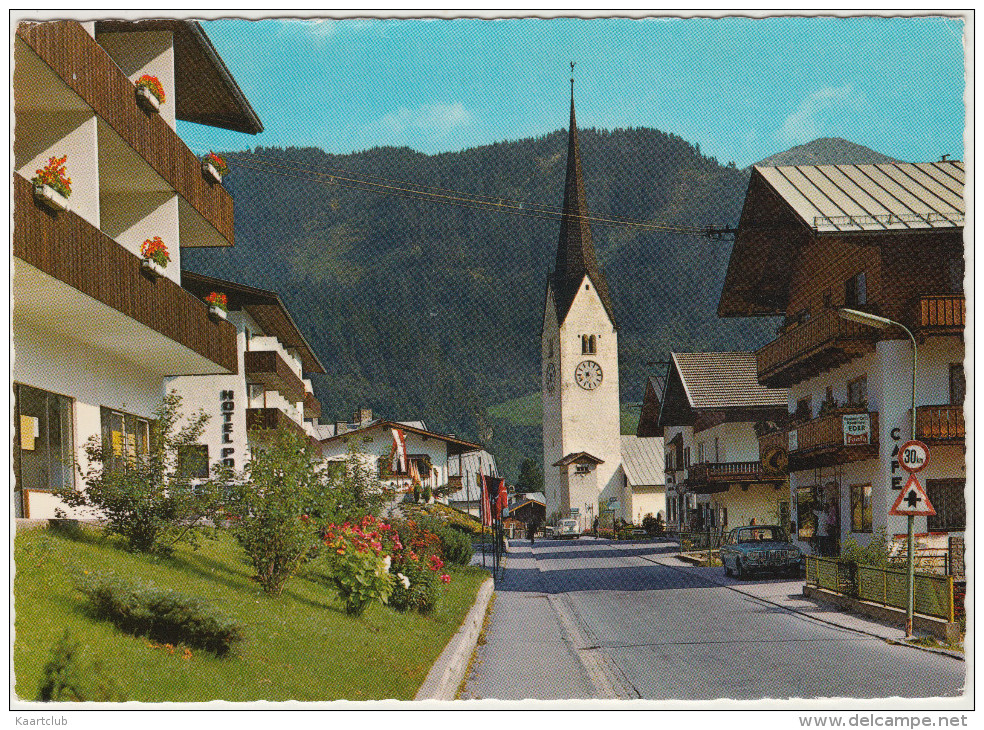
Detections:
479,459,486,569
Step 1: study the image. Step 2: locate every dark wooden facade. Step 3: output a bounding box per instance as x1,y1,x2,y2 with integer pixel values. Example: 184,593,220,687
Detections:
916,405,965,442
16,21,235,245
14,174,238,373
757,409,880,472
304,391,322,419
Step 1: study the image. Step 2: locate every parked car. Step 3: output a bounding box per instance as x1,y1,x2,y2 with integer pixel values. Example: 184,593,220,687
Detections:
556,518,580,539
720,525,802,579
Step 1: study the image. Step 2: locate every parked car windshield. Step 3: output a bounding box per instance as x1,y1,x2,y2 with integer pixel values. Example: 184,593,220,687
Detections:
736,527,786,543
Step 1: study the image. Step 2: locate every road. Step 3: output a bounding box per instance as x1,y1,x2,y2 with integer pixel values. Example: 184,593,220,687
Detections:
461,538,965,701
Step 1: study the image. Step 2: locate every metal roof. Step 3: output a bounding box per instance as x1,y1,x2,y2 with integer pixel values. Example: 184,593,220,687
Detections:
755,161,964,233
620,435,664,487
445,450,499,502
672,352,788,410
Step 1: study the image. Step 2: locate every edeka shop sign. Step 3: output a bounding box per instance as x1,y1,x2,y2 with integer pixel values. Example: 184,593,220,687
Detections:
842,413,871,445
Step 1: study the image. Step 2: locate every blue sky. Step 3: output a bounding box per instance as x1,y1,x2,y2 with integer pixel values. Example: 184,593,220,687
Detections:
177,15,967,167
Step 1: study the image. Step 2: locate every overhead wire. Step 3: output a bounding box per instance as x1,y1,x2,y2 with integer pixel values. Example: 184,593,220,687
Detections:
183,140,713,236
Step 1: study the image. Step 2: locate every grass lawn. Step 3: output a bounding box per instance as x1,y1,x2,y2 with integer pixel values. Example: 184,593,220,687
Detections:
14,524,489,702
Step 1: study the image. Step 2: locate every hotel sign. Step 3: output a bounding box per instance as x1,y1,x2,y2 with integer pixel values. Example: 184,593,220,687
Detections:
842,413,871,445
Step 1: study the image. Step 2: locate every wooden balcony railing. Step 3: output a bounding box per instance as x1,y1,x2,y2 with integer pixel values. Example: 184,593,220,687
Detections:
16,21,235,245
789,410,879,469
916,405,965,441
244,350,306,404
13,173,237,373
913,295,965,335
304,391,321,419
757,308,879,388
686,461,765,493
246,408,318,449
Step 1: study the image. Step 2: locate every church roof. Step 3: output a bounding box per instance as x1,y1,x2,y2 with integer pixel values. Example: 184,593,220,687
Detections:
553,451,605,467
551,85,617,327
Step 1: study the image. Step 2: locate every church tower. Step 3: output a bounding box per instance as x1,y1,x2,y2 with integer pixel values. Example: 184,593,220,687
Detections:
542,73,621,530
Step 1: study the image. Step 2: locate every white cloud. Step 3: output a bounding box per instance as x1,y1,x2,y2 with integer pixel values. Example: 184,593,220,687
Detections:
375,102,474,136
777,85,867,145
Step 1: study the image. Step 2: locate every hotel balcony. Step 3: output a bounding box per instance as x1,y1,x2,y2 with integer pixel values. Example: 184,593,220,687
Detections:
15,21,235,247
756,308,880,388
304,391,322,419
912,295,965,340
244,346,306,404
685,461,772,494
916,405,965,443
759,409,879,472
13,173,237,375
246,407,318,448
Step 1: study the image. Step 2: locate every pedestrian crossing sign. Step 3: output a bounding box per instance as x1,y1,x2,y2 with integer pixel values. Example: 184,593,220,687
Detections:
889,473,936,517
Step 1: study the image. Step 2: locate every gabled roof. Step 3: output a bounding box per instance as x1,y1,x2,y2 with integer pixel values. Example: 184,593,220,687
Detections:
636,374,666,437
95,20,263,134
320,419,481,456
659,352,788,427
756,161,964,233
620,435,664,487
719,161,965,318
550,86,616,327
552,451,604,467
181,270,324,373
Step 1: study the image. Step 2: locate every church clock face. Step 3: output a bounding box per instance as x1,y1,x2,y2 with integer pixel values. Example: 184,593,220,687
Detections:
544,362,557,394
574,360,603,390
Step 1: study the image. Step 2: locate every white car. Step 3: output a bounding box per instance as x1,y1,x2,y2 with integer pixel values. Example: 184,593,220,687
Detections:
556,518,580,539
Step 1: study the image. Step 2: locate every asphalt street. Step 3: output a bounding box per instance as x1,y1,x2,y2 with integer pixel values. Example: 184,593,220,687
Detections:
461,538,966,701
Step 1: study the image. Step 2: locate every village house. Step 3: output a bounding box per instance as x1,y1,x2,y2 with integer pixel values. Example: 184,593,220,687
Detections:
597,435,666,526
658,352,789,535
12,20,261,518
718,161,965,566
319,413,482,499
166,271,326,473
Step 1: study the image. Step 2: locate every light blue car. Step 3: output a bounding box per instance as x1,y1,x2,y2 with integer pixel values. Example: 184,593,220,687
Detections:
720,525,803,579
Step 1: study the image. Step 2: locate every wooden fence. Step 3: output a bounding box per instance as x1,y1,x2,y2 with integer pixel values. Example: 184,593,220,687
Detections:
805,555,954,622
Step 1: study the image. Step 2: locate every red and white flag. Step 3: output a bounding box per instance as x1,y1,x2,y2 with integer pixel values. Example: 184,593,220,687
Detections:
391,428,408,474
479,468,491,527
409,458,422,485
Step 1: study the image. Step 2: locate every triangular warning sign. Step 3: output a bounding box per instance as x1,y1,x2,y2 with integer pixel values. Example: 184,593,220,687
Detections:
889,473,936,516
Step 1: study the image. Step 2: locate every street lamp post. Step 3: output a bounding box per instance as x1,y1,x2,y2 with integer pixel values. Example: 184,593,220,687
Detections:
838,308,918,638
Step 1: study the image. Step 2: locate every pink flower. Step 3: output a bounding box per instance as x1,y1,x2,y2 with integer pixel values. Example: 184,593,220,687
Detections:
440,574,451,584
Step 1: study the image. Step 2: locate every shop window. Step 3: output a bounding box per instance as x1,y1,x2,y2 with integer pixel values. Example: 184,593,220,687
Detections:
177,445,210,479
13,384,75,514
927,480,965,532
950,364,965,405
796,486,816,540
845,271,867,307
778,500,790,535
100,407,151,473
847,376,867,407
850,484,873,533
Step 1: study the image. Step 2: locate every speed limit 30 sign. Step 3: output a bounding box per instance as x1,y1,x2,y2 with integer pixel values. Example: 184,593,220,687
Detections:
898,440,931,473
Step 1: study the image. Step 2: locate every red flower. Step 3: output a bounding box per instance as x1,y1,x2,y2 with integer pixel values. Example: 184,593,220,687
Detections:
140,236,170,267
205,291,228,311
136,74,166,103
440,574,451,584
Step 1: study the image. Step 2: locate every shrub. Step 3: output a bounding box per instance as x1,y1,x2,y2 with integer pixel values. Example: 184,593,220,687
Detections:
57,391,223,554
654,514,665,536
410,514,473,566
77,572,244,656
38,630,125,702
387,519,452,613
322,516,396,616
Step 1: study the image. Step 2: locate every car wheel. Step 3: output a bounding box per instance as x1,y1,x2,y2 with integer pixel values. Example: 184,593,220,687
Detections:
735,559,744,580
724,559,733,577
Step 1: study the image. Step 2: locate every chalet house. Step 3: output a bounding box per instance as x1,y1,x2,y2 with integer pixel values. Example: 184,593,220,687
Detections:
166,272,326,473
718,161,965,559
320,418,481,498
12,20,261,518
659,352,789,534
605,435,666,525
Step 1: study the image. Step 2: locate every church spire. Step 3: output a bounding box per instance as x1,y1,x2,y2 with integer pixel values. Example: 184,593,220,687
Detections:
552,65,616,327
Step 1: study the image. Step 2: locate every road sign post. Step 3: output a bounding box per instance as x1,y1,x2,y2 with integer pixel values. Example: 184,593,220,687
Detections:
890,441,934,638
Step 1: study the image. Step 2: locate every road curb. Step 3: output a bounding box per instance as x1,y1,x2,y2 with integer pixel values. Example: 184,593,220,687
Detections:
636,550,964,661
415,576,496,701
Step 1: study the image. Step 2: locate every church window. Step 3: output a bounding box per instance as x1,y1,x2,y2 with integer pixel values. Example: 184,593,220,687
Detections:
575,463,590,475
581,335,596,355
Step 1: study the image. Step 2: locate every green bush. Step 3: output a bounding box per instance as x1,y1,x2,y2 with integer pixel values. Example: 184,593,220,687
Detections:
387,519,448,613
322,517,396,616
413,515,473,566
78,572,244,656
38,630,125,702
57,391,223,554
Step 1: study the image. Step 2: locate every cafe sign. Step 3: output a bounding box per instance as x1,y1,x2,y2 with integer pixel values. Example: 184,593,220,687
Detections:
842,413,871,445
